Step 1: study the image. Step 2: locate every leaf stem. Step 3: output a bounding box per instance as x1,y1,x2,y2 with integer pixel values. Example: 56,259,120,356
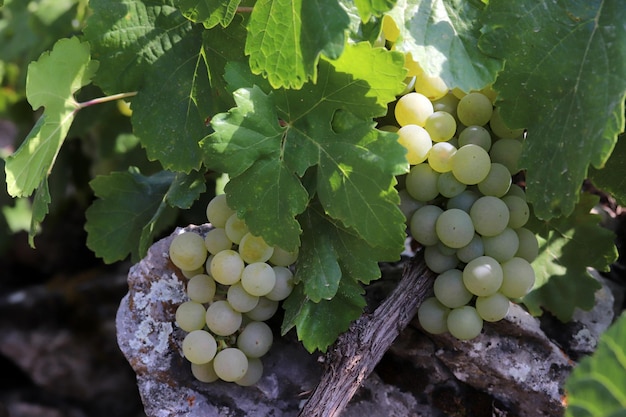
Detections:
78,91,138,109
237,7,253,13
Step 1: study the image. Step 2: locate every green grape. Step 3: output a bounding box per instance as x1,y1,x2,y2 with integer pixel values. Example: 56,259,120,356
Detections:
417,297,450,334
237,321,273,358
435,208,475,249
475,292,510,322
269,246,298,266
410,205,443,246
477,163,512,197
437,241,457,256
458,125,491,151
462,255,503,296
456,233,484,263
397,125,433,165
424,245,459,273
433,269,473,308
500,257,535,298
245,297,279,321
447,189,480,212
428,142,457,173
405,163,440,202
482,228,519,262
394,92,434,127
175,301,207,332
205,300,243,336
490,138,522,175
182,330,217,365
239,233,274,264
204,228,233,255
451,144,491,185
506,184,527,200
213,348,248,382
437,171,466,198
456,92,493,127
415,72,448,101
210,249,244,285
227,283,260,313
514,228,539,263
241,262,276,297
187,274,217,304
502,195,530,229
424,111,456,143
191,361,219,383
470,196,510,237
489,107,524,139
235,357,263,386
432,92,459,117
265,266,294,301
447,306,483,340
398,189,425,221
169,231,208,271
181,266,204,279
225,213,249,245
206,194,235,228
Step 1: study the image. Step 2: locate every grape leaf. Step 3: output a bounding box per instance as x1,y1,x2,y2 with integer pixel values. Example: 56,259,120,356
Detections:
4,37,98,198
480,0,626,220
244,0,350,89
175,0,240,28
29,179,50,247
387,0,503,92
565,312,626,417
589,132,626,206
523,193,618,321
354,0,397,22
85,168,206,263
281,267,367,353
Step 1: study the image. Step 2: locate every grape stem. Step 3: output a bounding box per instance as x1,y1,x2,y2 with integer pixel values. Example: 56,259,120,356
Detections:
237,7,253,13
77,91,138,109
297,252,436,417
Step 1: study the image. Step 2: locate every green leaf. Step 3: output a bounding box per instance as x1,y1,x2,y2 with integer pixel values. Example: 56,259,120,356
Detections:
565,312,626,417
354,0,397,22
281,272,366,353
589,132,626,206
4,37,98,198
523,193,618,321
28,179,51,247
175,0,240,28
85,168,206,263
388,0,503,92
480,0,626,219
244,0,350,89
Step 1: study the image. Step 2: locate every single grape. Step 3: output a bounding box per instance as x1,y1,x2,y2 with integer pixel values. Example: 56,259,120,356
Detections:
405,163,440,202
432,92,460,117
225,213,249,245
506,184,527,200
191,361,219,383
451,144,491,185
206,194,235,228
205,300,242,336
447,306,483,340
182,330,217,365
213,348,248,382
245,297,279,322
424,245,459,273
410,205,443,246
265,266,294,301
437,171,467,198
415,72,449,101
235,357,264,386
500,257,536,298
458,125,491,151
437,241,457,256
462,255,503,297
398,189,425,221
268,246,299,267
456,92,493,127
424,111,456,142
433,269,473,308
470,196,510,237
181,266,205,279
428,142,457,173
435,208,475,249
502,195,530,229
241,262,276,297
456,233,484,264
490,138,522,175
186,274,217,304
175,301,207,332
476,293,510,322
237,321,273,358
397,125,432,165
239,233,274,264
447,190,480,213
204,228,233,255
482,228,519,263
514,228,539,263
417,297,450,334
169,231,208,271
394,92,434,127
477,163,512,197
489,107,525,139
227,283,260,313
210,249,244,285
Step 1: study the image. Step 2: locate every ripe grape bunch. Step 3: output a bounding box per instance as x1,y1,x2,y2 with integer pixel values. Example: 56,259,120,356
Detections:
389,83,538,340
168,194,297,385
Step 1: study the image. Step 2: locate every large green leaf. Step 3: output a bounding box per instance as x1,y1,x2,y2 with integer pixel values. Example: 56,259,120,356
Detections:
524,193,618,321
175,0,240,28
480,0,626,220
85,168,206,263
244,0,351,89
387,0,503,92
5,37,98,198
565,313,626,417
589,132,626,206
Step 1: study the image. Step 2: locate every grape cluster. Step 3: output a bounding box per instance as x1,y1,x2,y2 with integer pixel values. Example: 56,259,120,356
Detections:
168,194,297,385
388,86,538,340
